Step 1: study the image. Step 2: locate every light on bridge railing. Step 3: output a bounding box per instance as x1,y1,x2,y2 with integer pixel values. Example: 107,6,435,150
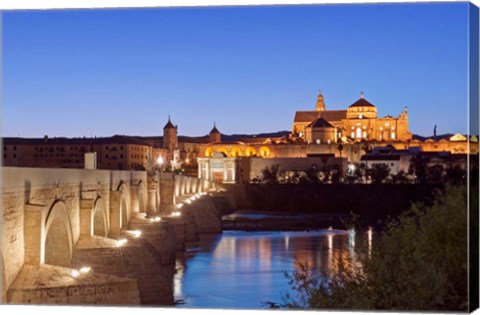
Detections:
171,211,182,217
149,216,162,222
116,238,128,247
128,230,142,238
80,266,92,274
177,203,184,209
71,266,92,278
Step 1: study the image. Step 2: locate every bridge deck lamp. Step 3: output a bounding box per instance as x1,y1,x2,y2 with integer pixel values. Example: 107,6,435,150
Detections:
150,216,162,222
177,203,184,209
171,211,182,217
116,238,128,247
80,266,92,274
71,270,80,278
128,230,142,238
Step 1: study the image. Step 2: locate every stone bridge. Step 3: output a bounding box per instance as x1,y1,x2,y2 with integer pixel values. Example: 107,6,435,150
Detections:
0,167,230,305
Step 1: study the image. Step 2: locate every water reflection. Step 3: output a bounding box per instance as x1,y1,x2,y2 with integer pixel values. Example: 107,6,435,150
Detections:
175,230,365,309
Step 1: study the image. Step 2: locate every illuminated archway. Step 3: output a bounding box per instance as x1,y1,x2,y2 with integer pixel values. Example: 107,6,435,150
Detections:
259,146,271,157
205,147,214,157
93,198,108,237
231,147,242,157
245,147,257,157
121,197,129,229
217,147,229,157
44,201,73,267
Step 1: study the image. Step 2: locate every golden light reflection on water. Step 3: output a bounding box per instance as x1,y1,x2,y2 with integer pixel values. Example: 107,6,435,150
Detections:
209,231,362,278
175,230,372,308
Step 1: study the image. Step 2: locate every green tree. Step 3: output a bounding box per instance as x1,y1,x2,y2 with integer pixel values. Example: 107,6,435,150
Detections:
369,163,391,184
253,164,284,184
408,155,428,183
391,170,410,184
427,164,444,184
304,166,321,184
444,165,466,184
284,184,471,311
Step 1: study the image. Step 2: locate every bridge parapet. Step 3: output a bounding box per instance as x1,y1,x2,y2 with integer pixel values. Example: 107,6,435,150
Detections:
1,167,214,304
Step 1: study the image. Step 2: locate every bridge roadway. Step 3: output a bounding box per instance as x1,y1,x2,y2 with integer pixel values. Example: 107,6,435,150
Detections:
1,167,232,305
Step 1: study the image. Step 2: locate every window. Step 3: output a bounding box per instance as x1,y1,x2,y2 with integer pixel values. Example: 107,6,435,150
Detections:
299,132,304,137
13,154,17,158
359,114,363,119
316,139,321,144
391,132,396,139
327,139,331,144
363,131,367,138
356,128,362,138
3,154,6,159
13,146,16,151
351,132,355,138
3,146,6,151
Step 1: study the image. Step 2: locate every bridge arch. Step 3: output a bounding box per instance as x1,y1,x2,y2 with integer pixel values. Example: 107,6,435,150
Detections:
121,195,129,229
110,181,131,236
93,197,108,237
131,180,147,214
44,200,73,267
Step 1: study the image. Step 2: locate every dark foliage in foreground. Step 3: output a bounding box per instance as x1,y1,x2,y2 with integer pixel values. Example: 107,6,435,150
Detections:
282,184,474,311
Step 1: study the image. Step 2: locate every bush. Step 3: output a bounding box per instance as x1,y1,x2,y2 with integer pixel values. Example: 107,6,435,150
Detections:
283,184,471,311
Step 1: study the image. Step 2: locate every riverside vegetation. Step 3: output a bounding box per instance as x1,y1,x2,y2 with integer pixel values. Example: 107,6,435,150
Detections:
281,183,476,311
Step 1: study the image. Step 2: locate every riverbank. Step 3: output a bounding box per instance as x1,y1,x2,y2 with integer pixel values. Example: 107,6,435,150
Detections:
225,183,442,224
222,211,352,231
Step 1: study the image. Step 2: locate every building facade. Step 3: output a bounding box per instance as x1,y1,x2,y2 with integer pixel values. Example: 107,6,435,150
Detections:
292,92,412,143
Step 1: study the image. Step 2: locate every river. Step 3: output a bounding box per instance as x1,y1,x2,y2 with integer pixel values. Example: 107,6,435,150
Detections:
174,226,371,309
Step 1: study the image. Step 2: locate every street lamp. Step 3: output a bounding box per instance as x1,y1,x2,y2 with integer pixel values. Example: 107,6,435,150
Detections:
157,156,164,167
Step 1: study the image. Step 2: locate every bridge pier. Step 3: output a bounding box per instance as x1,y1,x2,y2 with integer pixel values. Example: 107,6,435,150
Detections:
159,173,176,212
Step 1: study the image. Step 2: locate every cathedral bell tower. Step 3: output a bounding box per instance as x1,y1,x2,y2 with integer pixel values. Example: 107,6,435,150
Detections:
316,92,326,112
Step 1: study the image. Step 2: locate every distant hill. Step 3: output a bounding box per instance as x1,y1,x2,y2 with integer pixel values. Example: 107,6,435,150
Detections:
221,130,291,142
413,133,457,141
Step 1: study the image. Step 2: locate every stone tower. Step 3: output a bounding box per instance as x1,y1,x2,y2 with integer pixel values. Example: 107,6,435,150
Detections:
209,123,221,143
163,116,177,151
316,93,326,112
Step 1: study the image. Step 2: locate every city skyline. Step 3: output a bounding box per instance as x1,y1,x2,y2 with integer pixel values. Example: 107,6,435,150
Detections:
2,2,470,138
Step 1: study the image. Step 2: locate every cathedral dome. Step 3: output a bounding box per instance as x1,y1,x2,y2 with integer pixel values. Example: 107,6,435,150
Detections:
347,94,378,119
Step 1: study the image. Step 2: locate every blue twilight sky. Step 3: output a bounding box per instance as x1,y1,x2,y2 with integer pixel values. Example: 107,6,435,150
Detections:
1,3,470,138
